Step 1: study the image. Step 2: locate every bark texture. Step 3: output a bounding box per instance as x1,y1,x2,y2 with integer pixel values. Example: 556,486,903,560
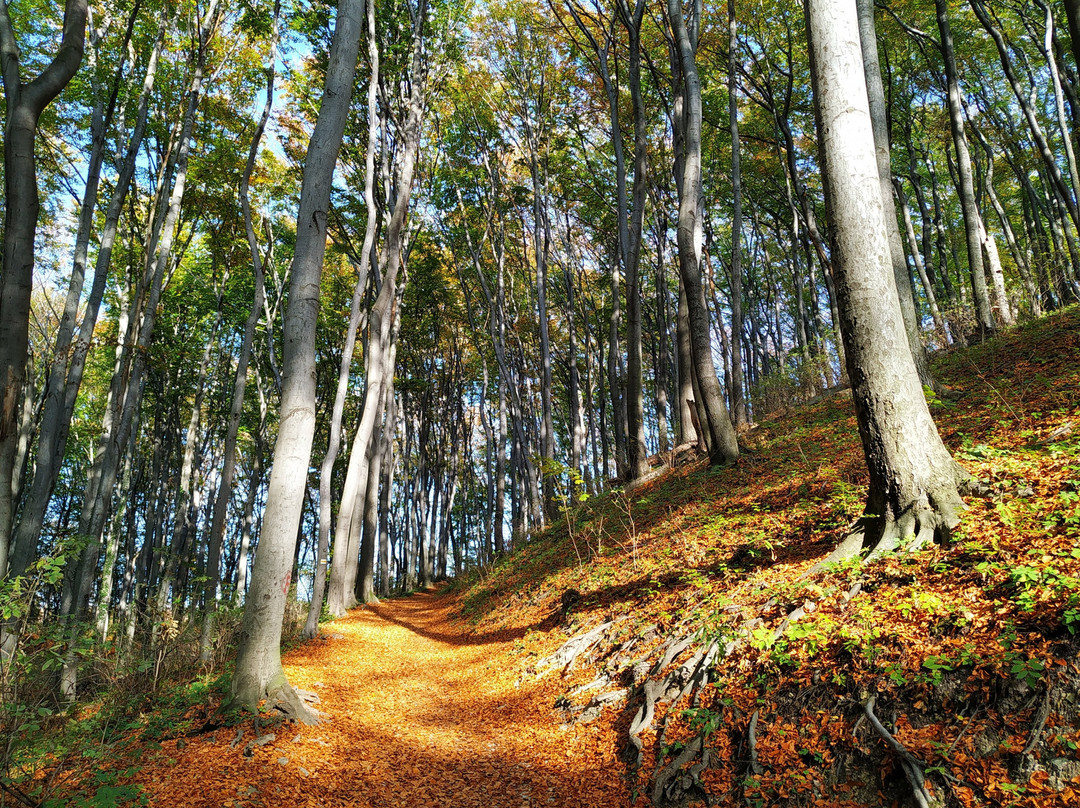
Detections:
231,0,365,718
806,0,970,562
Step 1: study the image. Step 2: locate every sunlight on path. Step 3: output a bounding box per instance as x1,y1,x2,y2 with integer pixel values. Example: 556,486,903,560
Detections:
137,590,634,807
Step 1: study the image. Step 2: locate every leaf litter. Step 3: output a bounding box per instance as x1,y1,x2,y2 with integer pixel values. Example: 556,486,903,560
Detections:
45,307,1080,806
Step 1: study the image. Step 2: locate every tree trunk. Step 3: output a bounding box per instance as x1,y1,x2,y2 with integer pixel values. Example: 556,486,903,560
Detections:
806,0,970,565
621,0,650,478
727,0,748,427
307,0,378,635
668,0,740,467
7,12,164,585
230,0,365,719
856,0,935,385
202,6,279,659
0,0,88,577
935,0,996,336
327,5,427,615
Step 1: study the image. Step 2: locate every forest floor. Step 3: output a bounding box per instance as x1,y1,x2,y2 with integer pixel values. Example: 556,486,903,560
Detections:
71,590,635,808
25,306,1080,807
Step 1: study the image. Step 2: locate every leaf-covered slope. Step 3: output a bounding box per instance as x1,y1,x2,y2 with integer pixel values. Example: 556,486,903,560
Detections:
452,307,1080,807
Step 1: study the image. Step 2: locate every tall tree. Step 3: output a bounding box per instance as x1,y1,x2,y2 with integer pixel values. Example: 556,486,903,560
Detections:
231,0,366,718
0,0,88,578
856,0,936,385
806,0,970,563
727,0,748,427
668,0,740,467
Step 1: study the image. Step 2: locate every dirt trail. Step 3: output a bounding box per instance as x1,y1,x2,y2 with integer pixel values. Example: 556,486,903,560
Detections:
135,590,635,807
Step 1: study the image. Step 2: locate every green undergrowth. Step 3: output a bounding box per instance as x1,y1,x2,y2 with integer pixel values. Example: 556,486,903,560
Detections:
454,306,1080,807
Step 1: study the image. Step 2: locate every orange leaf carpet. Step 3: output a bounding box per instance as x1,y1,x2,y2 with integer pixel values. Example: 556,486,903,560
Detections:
134,590,639,807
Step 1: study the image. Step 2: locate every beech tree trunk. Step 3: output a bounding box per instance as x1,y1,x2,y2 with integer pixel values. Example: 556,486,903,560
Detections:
7,11,163,585
327,5,426,615
935,0,996,336
668,0,740,467
231,0,365,719
856,0,935,385
307,0,379,635
727,0,748,427
806,0,970,564
202,6,279,661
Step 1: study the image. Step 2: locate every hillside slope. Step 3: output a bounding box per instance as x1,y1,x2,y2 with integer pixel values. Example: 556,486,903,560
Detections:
452,308,1080,807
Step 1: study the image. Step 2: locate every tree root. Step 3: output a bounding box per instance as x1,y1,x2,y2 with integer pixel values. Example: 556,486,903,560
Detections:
863,696,942,808
267,683,321,725
652,736,711,805
537,620,617,675
747,710,764,776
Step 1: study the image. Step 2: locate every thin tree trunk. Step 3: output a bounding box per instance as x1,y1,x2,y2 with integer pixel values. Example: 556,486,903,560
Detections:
856,0,934,383
0,0,88,577
309,0,379,634
669,0,739,466
202,6,279,659
936,0,996,335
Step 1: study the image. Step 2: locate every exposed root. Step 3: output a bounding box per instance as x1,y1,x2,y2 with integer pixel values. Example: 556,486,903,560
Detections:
747,710,764,776
819,478,969,567
863,696,942,808
266,683,322,725
537,620,617,675
652,735,710,805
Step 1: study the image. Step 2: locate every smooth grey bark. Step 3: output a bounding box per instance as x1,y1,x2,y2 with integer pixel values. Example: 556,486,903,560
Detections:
231,0,365,719
727,0,748,427
308,0,378,634
934,0,995,335
201,6,279,661
328,0,428,616
1035,0,1080,240
0,0,88,578
621,0,650,478
675,285,700,449
894,178,947,333
856,0,935,386
969,0,1079,240
353,282,401,604
806,0,969,564
654,217,671,455
668,0,739,467
565,0,646,480
980,156,1041,317
59,3,219,701
376,382,396,597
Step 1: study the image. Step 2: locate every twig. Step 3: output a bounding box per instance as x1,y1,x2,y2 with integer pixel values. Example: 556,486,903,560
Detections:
962,354,1021,422
1023,687,1053,756
0,778,42,808
944,708,981,759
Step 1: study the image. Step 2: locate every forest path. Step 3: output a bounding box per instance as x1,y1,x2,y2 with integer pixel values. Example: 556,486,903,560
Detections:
136,589,633,807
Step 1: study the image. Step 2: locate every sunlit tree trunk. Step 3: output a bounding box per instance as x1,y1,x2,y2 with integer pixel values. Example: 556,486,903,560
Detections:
856,0,935,383
7,10,163,586
203,6,279,659
308,0,378,634
727,0,748,426
935,0,995,336
807,0,969,567
231,0,365,719
668,0,739,467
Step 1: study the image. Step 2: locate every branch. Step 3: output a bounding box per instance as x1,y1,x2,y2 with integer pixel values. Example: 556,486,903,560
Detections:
0,778,41,808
